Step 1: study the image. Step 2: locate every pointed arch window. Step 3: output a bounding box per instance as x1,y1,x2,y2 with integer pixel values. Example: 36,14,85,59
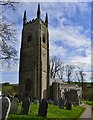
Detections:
43,35,46,43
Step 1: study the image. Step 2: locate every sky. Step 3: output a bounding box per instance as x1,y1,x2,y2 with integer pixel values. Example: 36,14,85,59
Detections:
0,0,92,83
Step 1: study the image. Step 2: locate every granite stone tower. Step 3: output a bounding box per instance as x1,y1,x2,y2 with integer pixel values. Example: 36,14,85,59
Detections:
19,4,50,100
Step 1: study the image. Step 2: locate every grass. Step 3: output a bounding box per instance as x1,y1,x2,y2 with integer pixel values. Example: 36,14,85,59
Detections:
8,103,85,120
83,100,93,106
2,85,18,95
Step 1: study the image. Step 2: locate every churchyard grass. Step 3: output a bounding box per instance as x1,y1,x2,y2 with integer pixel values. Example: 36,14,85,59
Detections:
8,102,85,120
2,84,18,95
83,100,93,106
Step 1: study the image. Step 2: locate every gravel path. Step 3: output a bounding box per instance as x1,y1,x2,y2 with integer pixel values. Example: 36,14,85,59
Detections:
79,104,92,119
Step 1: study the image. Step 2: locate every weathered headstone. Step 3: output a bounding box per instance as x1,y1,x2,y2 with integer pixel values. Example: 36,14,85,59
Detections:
0,96,2,120
38,98,48,118
48,99,51,104
10,96,19,114
34,98,38,105
59,98,65,109
73,101,77,106
66,100,72,110
1,95,11,120
21,95,30,115
48,99,54,104
54,100,59,105
51,100,54,105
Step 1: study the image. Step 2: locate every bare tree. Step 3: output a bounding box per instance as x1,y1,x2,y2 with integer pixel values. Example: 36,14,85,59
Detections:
75,71,81,83
79,70,86,90
0,1,19,10
50,56,64,79
57,64,64,80
76,69,86,99
0,1,19,65
74,67,86,84
65,64,75,83
50,56,85,85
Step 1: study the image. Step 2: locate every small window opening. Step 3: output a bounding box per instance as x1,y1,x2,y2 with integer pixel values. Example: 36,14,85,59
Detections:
27,35,32,42
43,35,46,43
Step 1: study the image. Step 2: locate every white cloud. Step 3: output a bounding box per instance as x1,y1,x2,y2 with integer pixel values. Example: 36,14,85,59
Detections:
70,56,91,64
49,25,90,48
16,0,92,2
50,42,67,58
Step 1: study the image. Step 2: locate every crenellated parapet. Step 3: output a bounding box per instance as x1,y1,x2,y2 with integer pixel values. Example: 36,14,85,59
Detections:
24,18,46,26
23,3,48,28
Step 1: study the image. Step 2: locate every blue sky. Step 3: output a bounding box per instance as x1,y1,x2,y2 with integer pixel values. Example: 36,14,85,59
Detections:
0,1,92,83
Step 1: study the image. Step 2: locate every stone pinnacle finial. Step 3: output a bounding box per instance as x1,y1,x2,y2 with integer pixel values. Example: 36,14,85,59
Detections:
45,13,48,27
37,3,40,19
23,10,26,25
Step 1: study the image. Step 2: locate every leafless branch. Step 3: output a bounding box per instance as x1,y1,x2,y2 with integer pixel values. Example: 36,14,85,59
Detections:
0,1,19,66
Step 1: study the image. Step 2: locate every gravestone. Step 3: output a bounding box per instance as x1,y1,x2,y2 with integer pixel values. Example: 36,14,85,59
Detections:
0,96,2,120
10,96,19,114
48,99,51,104
66,100,72,110
59,98,65,109
48,99,54,104
34,98,38,105
38,98,48,118
1,95,11,120
21,97,30,115
51,100,54,105
54,100,59,105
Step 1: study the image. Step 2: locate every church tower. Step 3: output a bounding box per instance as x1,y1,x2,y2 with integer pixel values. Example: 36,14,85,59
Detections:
19,4,50,100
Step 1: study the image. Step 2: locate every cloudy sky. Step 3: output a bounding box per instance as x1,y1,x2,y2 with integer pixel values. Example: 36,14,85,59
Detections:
0,0,92,83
